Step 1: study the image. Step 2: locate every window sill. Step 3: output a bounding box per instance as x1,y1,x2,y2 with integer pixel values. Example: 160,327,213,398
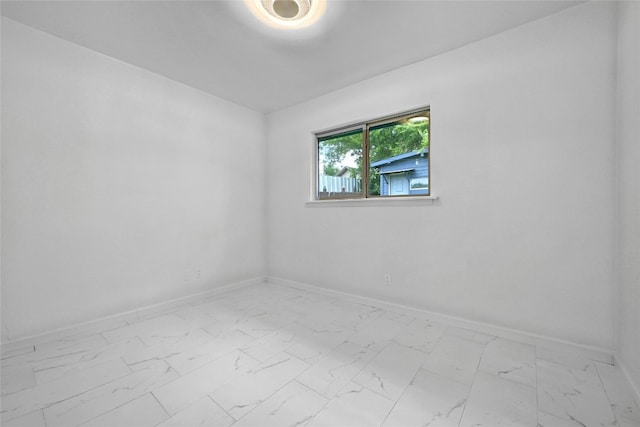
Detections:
305,195,439,208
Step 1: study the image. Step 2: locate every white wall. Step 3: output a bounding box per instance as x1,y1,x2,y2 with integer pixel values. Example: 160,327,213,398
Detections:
267,2,617,351
616,1,640,399
1,18,266,342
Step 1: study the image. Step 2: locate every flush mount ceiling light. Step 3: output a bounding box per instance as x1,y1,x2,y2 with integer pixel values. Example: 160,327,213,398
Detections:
408,116,429,123
246,0,326,29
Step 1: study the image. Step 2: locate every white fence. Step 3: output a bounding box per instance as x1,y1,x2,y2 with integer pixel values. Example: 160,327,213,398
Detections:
318,175,362,193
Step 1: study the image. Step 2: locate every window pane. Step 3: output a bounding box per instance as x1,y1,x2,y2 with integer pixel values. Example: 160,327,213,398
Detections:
368,113,429,197
317,129,364,199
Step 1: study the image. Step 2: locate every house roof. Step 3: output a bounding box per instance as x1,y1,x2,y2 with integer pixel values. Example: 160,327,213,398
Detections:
336,166,352,177
378,167,415,175
370,149,428,168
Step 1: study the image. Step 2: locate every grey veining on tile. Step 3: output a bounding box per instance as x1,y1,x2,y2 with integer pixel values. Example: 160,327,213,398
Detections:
537,358,617,427
79,393,169,427
353,342,426,400
43,361,178,427
208,352,310,420
1,282,638,427
286,324,353,363
156,396,234,427
595,361,640,425
392,317,447,354
382,369,469,427
421,335,485,385
460,371,537,426
121,330,212,372
537,343,613,371
2,358,132,423
164,329,255,375
239,325,307,362
232,380,327,426
35,337,146,383
102,313,194,346
296,340,377,398
537,410,582,427
347,311,410,352
306,381,395,427
152,350,256,416
2,334,109,369
479,337,536,387
0,345,35,361
1,409,46,427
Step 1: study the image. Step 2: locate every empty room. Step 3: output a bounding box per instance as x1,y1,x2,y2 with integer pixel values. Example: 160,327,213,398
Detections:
1,0,639,426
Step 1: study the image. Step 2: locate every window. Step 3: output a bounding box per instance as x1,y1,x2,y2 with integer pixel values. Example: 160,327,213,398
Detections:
315,108,430,200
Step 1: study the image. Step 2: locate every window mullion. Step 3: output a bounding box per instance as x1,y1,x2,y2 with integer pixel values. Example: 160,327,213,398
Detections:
363,124,370,198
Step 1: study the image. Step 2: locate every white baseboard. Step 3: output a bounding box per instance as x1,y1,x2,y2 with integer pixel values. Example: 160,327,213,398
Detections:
2,274,616,369
0,276,267,355
268,276,614,365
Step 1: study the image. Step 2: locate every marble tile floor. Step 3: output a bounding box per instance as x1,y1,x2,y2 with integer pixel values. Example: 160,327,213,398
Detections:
1,282,639,427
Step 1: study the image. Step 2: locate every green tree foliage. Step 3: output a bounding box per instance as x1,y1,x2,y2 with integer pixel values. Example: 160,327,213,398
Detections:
319,131,363,176
369,121,429,162
323,164,340,176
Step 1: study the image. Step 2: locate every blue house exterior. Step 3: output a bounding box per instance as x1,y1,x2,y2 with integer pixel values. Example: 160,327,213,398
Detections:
370,150,429,196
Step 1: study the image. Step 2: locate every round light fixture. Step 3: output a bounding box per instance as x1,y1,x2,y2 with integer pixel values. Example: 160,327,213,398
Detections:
408,116,429,123
246,0,326,29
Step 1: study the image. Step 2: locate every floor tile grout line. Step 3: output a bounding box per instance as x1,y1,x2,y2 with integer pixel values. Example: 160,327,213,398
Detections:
206,394,236,424
0,345,36,361
292,377,330,401
73,392,156,427
456,335,488,427
292,381,333,425
378,356,426,427
425,324,449,356
593,359,623,425
235,378,304,424
150,390,172,422
2,361,135,424
40,408,48,427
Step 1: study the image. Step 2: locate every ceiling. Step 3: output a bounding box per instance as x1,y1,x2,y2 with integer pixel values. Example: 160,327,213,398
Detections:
1,0,584,113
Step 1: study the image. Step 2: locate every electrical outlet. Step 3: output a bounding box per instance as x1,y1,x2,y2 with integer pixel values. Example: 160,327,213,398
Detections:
385,273,392,286
184,266,201,282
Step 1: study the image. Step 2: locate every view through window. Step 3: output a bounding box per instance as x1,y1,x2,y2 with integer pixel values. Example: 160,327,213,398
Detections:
316,108,430,200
